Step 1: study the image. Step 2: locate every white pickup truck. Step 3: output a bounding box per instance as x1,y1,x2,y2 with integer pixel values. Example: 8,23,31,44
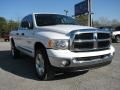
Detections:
10,13,115,80
112,29,120,43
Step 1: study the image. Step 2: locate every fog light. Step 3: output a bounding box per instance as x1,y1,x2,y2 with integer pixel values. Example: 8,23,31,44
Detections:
61,60,70,67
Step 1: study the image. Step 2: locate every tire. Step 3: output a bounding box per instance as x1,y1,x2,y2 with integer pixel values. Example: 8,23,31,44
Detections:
4,39,7,42
11,42,20,58
115,35,120,43
35,49,54,80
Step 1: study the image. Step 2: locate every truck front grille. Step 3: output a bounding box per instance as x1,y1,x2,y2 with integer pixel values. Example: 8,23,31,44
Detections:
70,30,111,52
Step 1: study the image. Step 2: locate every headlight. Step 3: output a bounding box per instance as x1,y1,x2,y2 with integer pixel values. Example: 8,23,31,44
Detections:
48,39,68,50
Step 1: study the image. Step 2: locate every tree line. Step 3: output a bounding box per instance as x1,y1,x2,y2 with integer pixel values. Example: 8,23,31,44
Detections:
0,17,19,37
0,16,120,37
75,15,120,28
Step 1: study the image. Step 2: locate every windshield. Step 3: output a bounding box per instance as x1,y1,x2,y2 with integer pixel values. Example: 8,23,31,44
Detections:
35,14,79,26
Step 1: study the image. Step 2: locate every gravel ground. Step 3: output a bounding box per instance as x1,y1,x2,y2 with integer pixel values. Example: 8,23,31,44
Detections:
0,42,120,90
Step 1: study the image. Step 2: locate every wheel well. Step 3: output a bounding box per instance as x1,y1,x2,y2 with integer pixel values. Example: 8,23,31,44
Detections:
34,42,50,62
34,42,46,52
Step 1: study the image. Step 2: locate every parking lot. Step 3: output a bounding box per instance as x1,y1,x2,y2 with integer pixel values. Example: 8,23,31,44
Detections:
0,42,120,90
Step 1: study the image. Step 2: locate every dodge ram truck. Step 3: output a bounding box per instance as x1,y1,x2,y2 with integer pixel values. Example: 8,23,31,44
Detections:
10,13,115,80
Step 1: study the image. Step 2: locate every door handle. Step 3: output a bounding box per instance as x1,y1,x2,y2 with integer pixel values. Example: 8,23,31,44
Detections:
21,33,24,36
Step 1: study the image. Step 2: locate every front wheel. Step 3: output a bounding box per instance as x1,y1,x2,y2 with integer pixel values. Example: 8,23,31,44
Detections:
35,49,54,80
115,35,120,43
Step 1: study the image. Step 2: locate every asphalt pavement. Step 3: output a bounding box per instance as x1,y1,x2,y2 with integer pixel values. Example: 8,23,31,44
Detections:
0,42,120,90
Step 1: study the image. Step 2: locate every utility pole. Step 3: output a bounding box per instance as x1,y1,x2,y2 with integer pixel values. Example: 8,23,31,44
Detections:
64,10,69,16
88,0,92,26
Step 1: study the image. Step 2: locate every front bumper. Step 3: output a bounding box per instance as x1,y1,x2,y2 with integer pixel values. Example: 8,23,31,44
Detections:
47,46,115,70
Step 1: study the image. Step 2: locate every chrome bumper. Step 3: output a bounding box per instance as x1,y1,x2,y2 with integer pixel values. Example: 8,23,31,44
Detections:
49,54,113,70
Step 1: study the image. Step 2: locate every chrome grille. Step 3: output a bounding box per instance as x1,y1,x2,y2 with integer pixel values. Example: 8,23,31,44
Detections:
70,30,111,52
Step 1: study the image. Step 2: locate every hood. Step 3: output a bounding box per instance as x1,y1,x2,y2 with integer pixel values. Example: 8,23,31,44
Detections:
37,25,95,34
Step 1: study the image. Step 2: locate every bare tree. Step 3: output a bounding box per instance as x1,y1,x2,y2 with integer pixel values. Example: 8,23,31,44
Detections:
111,19,120,28
93,17,120,28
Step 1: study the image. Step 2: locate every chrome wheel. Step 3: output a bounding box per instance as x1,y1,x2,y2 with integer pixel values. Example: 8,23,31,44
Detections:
35,49,54,80
35,53,45,76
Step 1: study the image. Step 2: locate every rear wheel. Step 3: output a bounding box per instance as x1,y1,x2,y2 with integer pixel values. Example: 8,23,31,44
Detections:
35,49,54,80
11,42,20,58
